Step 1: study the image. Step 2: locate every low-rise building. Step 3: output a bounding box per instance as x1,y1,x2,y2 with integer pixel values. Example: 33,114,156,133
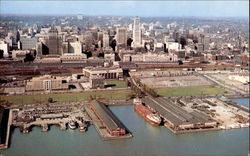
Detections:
123,52,178,62
25,75,68,92
90,75,105,89
12,50,30,61
60,54,87,63
82,66,123,80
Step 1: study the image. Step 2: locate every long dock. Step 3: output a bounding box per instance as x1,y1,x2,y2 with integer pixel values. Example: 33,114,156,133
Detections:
0,109,12,150
85,101,132,140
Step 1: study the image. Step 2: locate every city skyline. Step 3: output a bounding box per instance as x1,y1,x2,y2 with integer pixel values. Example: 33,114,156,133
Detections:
0,1,249,17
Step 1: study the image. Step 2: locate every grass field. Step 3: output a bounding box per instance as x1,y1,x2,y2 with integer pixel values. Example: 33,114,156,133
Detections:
156,86,227,97
0,90,131,106
104,80,127,88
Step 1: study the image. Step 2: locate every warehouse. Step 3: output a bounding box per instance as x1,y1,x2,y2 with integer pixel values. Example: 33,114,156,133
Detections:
142,97,218,132
90,101,126,136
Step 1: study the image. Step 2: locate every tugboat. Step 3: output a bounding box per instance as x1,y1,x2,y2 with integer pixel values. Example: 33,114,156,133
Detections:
68,121,77,130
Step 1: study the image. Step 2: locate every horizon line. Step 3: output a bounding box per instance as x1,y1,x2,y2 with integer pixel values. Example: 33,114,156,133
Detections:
0,13,249,19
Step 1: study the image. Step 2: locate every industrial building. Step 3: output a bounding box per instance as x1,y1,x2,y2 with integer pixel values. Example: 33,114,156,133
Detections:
90,101,126,136
142,97,218,132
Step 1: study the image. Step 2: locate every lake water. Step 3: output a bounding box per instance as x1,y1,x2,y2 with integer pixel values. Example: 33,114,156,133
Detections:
1,98,249,156
232,98,249,108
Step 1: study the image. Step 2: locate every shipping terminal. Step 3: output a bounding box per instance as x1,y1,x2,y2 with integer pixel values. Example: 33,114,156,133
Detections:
0,97,249,149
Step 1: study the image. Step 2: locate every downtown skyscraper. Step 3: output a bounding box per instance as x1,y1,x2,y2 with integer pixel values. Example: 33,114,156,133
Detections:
132,17,142,48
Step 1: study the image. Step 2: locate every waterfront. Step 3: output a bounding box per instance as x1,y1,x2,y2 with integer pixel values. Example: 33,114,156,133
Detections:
232,98,249,108
0,99,249,156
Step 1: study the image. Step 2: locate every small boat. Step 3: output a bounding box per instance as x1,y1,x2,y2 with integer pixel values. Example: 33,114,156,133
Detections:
79,123,87,132
68,121,77,130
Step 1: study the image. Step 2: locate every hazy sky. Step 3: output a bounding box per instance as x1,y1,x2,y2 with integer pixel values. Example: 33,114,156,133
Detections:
0,1,249,17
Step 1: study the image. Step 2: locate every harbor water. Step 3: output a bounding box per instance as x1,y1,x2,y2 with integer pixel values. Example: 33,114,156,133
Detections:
232,98,249,108
1,98,249,156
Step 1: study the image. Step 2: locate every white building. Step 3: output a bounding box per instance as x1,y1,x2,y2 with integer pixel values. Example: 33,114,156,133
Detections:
103,32,110,48
132,17,142,48
0,41,9,57
104,53,115,61
123,52,178,62
154,43,164,52
166,42,181,51
12,50,30,60
68,41,82,55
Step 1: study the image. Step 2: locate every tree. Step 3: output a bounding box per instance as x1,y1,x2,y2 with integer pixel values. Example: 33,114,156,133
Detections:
48,97,53,103
143,85,158,98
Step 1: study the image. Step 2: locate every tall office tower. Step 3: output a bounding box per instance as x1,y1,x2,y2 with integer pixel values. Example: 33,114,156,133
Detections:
103,32,110,48
45,27,62,56
98,31,104,42
198,34,210,52
116,27,127,48
19,37,38,50
132,17,142,48
83,31,94,51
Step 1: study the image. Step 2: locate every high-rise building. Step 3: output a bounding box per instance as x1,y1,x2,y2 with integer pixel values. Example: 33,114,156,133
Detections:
68,41,82,55
116,27,127,48
82,31,93,51
44,27,63,56
132,17,142,48
19,37,38,50
0,41,9,57
103,32,110,48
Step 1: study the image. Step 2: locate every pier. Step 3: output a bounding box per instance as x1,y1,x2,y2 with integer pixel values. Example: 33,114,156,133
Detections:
10,102,91,134
142,96,220,133
85,101,132,140
0,109,11,150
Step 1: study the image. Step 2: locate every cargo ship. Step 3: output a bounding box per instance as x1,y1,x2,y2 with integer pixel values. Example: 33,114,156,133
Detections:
134,104,161,125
